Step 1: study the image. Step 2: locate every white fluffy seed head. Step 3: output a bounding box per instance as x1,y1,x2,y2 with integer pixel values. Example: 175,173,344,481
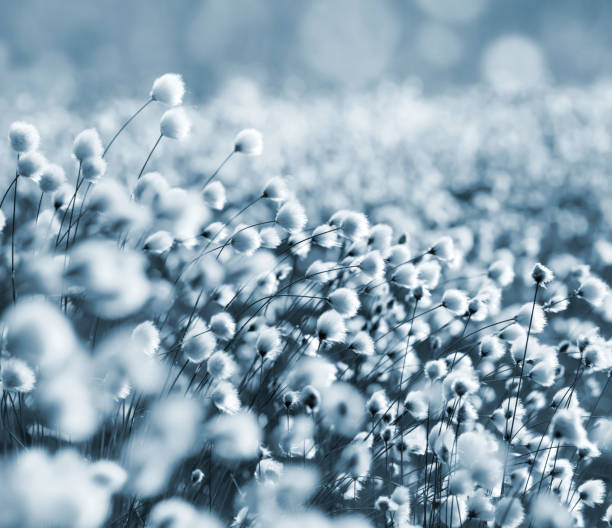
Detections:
358,251,385,280
316,310,347,343
488,260,515,287
260,227,281,249
73,128,103,161
392,264,419,289
328,288,360,318
256,327,281,359
210,312,236,341
183,332,216,363
276,200,307,233
38,164,65,193
0,358,36,393
531,262,554,285
160,108,191,140
9,121,40,153
17,151,46,178
262,176,287,201
424,359,447,380
578,479,606,507
340,211,370,241
479,335,505,361
234,128,263,156
230,225,261,255
202,181,226,210
81,156,107,182
348,331,374,356
441,289,468,315
207,351,236,379
429,236,455,260
131,321,160,357
311,224,338,248
578,277,608,306
144,230,174,253
150,73,185,106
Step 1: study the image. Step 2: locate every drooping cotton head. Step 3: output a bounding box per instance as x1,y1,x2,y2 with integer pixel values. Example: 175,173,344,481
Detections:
234,128,263,156
160,108,191,140
9,121,40,153
150,73,185,106
73,128,103,161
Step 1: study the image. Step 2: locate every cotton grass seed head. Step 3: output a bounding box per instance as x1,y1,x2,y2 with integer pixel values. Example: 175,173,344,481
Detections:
578,479,606,507
429,236,455,260
1,358,36,393
160,108,191,140
150,73,185,106
9,121,40,153
276,200,307,233
262,176,287,201
202,181,226,210
577,276,608,306
328,288,360,318
532,262,554,285
17,151,46,178
81,156,106,182
230,225,261,255
210,312,236,341
73,128,103,161
316,310,347,343
441,288,468,315
256,327,281,359
340,211,369,241
234,128,263,155
38,163,65,193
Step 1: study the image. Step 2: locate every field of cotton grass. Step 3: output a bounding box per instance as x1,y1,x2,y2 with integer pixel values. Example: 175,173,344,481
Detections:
0,73,611,528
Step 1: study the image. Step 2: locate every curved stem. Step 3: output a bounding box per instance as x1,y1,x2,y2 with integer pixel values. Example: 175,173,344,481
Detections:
103,98,153,157
35,191,44,224
203,150,235,189
11,174,18,303
137,134,163,181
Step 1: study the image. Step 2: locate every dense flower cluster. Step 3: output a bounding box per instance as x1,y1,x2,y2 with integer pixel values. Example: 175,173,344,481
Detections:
0,75,610,528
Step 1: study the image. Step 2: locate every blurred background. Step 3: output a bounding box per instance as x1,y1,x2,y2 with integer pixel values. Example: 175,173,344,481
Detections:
2,0,612,104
